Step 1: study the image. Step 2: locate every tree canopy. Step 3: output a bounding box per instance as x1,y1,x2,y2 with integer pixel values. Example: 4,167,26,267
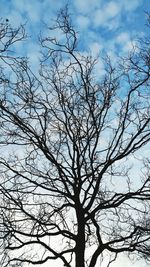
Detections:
0,8,149,267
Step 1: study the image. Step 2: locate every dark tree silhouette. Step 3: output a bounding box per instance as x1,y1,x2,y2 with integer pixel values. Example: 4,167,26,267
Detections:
0,8,150,267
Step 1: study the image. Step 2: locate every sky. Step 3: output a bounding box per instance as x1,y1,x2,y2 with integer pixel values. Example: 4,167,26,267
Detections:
1,0,150,68
0,0,150,267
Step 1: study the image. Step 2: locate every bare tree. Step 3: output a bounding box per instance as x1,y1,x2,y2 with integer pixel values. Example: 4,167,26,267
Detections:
0,8,150,267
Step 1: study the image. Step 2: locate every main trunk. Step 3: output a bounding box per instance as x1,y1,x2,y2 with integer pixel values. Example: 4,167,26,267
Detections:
75,204,85,267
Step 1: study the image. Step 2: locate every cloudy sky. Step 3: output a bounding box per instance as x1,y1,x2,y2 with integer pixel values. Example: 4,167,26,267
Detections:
1,0,150,66
1,0,149,267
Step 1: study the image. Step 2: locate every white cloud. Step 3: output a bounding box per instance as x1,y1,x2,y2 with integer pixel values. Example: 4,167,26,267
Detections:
116,32,137,53
116,32,130,43
76,15,90,29
11,0,41,22
122,0,142,11
94,1,121,27
26,4,41,22
92,0,142,30
89,42,102,56
74,0,101,14
11,0,62,25
105,1,120,18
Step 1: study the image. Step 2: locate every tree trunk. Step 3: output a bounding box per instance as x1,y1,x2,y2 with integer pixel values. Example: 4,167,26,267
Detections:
75,203,85,267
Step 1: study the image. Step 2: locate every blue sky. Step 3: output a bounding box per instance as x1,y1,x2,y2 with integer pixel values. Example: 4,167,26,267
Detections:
0,1,149,267
1,0,150,68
